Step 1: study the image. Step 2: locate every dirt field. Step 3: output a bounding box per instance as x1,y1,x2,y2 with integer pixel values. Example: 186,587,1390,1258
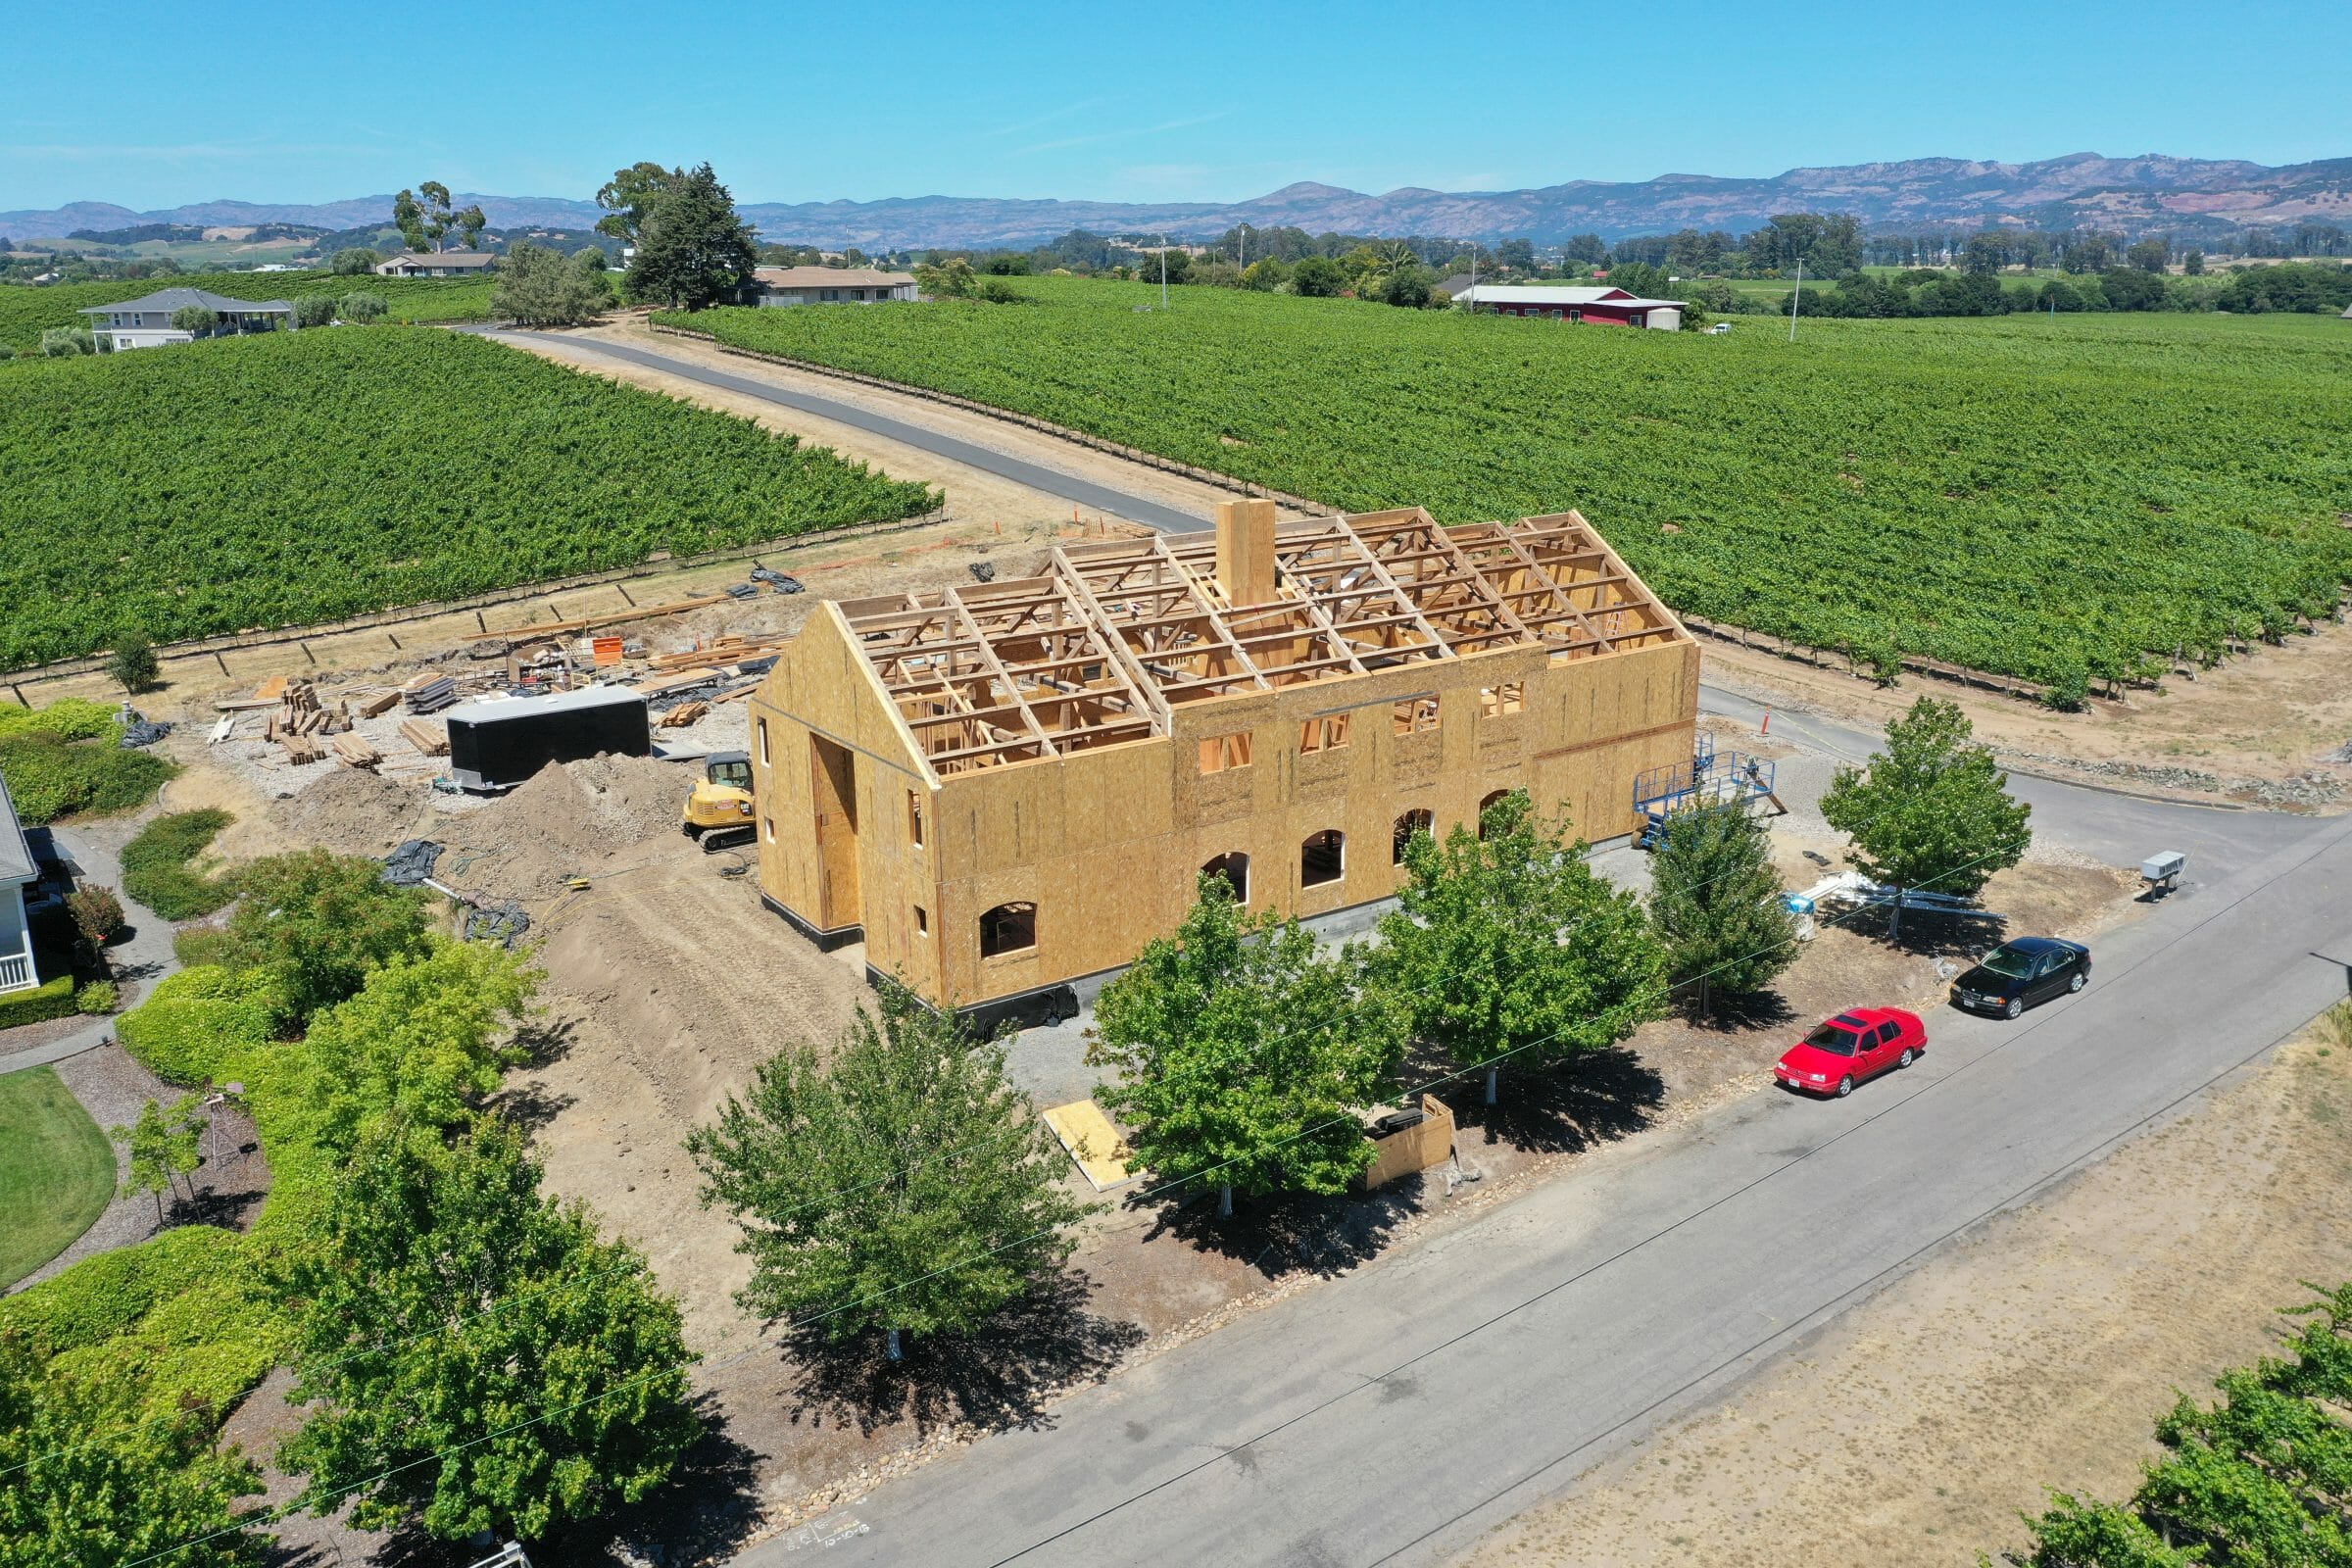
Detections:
1703,627,2352,809
1454,1012,2352,1568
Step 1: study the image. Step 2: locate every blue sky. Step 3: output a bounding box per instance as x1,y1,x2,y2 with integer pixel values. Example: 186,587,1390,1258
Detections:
3,0,2339,211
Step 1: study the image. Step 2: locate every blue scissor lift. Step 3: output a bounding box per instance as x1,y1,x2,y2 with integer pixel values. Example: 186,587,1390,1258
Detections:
1634,731,1786,848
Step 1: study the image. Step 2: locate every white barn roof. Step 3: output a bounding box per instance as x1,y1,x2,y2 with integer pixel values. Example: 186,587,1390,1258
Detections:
1455,285,1684,310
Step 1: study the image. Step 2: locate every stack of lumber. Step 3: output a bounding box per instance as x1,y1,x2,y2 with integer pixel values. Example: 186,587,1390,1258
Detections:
330,733,383,771
658,701,710,728
398,719,450,758
404,672,459,714
356,690,403,718
265,681,348,761
279,732,327,764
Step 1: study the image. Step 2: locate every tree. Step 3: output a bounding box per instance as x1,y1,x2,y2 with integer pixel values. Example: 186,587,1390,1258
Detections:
1377,792,1666,1104
690,981,1084,1356
1495,237,1537,272
2005,1280,2352,1567
208,849,435,1026
1963,230,2010,275
2126,237,2171,273
594,160,684,248
1089,875,1405,1217
491,239,613,326
1819,697,2032,936
1240,257,1288,291
1563,232,1609,267
276,939,537,1155
0,1336,263,1567
171,305,220,337
392,180,485,254
329,246,380,274
1290,255,1345,297
38,326,93,356
1648,806,1798,1016
1379,266,1435,308
281,1117,698,1542
111,1094,206,1222
913,257,976,298
292,293,337,328
107,630,159,694
336,291,385,323
625,163,758,310
66,883,124,948
2181,248,2206,274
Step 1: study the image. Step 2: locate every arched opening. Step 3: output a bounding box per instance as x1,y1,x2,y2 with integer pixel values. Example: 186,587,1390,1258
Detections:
1201,852,1250,904
979,902,1037,958
1393,808,1434,866
1477,790,1512,839
1300,830,1346,889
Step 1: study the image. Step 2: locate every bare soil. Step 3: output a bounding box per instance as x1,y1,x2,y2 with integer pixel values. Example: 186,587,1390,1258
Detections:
1703,626,2352,810
1455,1015,2352,1568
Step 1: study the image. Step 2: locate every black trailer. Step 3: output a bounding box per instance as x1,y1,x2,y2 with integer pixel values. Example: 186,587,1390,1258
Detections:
445,686,651,793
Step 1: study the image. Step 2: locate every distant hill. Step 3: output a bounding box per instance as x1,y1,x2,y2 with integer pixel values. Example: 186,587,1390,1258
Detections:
6,153,2346,250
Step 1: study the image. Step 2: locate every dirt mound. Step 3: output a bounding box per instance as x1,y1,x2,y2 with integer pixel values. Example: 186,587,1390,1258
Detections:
267,768,431,858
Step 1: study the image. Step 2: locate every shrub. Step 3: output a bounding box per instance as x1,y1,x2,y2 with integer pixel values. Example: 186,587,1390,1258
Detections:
39,326,93,357
120,808,238,920
338,292,386,323
0,973,75,1029
293,294,338,328
0,699,119,744
74,980,120,1015
66,884,124,947
0,733,176,824
2042,662,2091,710
114,964,282,1084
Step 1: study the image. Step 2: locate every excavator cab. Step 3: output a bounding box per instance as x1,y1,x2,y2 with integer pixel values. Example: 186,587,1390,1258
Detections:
682,751,757,850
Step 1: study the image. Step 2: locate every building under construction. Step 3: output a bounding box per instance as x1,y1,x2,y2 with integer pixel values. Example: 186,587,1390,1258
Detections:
745,501,1698,1015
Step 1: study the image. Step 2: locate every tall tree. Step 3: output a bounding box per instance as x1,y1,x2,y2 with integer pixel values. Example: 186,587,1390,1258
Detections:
594,161,684,248
625,163,758,310
1648,805,1798,1016
690,982,1084,1357
106,630,159,695
280,1117,698,1543
0,1337,263,1567
391,181,485,254
208,849,434,1026
1089,875,1405,1218
1820,697,2032,936
1378,792,1665,1105
2005,1279,2352,1566
491,239,614,326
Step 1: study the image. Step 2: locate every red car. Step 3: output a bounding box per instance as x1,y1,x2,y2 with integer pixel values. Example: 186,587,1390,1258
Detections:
1774,1007,1927,1098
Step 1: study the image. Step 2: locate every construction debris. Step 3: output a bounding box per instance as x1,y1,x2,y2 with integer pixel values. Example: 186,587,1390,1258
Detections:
119,717,173,748
658,701,710,728
398,718,450,757
404,673,459,714
464,900,532,947
380,839,445,887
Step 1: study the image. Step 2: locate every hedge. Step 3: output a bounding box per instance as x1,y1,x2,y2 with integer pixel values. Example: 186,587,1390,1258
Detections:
0,732,176,825
0,973,75,1029
120,808,238,920
114,965,281,1085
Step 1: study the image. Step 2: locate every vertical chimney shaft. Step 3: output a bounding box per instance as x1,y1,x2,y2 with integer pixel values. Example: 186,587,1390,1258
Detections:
1214,498,1279,607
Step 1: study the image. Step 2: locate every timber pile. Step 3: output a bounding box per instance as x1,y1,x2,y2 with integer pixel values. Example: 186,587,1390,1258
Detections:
264,681,348,746
357,689,403,718
398,719,450,757
404,673,459,714
330,733,383,771
279,733,326,763
658,701,710,728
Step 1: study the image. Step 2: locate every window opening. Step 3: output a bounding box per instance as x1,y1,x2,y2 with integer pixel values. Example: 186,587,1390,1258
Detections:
1201,852,1250,903
1298,712,1351,754
1300,830,1346,888
1392,696,1441,737
1393,808,1434,865
1481,682,1525,717
1199,731,1254,774
980,902,1037,957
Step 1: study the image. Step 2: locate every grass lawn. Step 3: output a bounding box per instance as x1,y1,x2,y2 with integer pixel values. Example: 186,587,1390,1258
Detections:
0,1066,117,1289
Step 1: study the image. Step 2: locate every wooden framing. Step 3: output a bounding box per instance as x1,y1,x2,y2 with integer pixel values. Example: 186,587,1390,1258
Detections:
748,507,1700,1009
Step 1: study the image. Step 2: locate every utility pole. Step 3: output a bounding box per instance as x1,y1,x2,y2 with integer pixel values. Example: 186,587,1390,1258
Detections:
1160,234,1169,310
1788,256,1804,342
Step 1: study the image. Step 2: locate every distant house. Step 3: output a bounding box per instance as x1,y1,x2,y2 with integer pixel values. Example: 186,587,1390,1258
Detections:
78,286,295,350
373,251,498,277
749,266,919,307
2340,303,2352,319
0,774,39,996
1454,284,1683,330
1436,274,1478,298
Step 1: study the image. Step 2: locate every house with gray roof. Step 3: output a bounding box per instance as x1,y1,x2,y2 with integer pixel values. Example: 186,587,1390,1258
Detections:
373,250,498,277
79,286,295,351
0,774,39,995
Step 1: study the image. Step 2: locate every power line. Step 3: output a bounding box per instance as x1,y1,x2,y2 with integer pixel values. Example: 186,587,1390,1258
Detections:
122,838,2015,1566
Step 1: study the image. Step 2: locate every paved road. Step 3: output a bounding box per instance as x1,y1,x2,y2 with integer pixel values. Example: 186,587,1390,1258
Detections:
749,804,2352,1568
0,821,177,1076
483,331,1213,533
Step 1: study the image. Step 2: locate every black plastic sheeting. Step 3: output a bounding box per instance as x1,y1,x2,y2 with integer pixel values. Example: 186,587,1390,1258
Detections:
119,718,173,748
381,839,444,887
465,901,532,947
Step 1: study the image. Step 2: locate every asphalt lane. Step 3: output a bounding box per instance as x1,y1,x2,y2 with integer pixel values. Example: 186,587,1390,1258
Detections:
482,331,1214,534
744,805,2352,1568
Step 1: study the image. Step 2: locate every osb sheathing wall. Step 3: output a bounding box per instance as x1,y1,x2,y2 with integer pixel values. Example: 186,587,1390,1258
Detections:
751,604,1698,1009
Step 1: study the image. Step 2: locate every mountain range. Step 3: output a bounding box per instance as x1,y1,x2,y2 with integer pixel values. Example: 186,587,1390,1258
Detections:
6,152,2347,250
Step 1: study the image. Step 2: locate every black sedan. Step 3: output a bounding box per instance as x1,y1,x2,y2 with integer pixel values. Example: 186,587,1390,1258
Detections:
1950,937,2091,1019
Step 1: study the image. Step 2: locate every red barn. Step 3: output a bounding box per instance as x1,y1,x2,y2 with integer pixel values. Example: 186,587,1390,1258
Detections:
1452,285,1683,329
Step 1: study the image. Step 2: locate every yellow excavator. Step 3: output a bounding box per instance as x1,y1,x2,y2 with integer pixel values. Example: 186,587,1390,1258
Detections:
680,751,756,852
